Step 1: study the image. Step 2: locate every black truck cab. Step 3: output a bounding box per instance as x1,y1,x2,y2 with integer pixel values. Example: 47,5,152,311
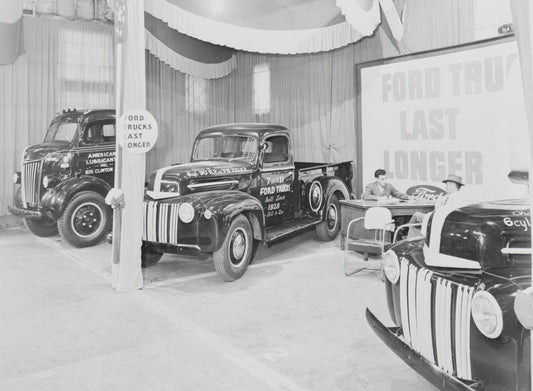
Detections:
9,109,116,247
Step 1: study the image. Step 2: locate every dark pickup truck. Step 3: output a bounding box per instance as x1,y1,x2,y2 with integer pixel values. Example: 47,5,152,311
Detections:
142,123,354,281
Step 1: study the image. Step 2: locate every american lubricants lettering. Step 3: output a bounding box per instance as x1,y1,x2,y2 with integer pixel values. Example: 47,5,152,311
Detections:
87,151,116,165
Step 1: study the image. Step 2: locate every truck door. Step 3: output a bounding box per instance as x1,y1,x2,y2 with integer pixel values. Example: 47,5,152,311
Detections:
76,119,116,186
257,134,295,227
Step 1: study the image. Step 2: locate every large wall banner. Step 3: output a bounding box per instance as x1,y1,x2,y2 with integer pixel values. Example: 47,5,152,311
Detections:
358,37,531,200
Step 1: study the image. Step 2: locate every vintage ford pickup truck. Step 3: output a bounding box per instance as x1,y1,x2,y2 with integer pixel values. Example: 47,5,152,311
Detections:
367,197,531,390
9,109,116,247
142,123,354,281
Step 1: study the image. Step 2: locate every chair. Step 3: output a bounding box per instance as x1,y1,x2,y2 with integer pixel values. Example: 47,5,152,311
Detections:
392,212,430,242
393,223,422,242
344,207,395,277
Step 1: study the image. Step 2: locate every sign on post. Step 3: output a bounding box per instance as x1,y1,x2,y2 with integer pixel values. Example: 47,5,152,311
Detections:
117,109,158,154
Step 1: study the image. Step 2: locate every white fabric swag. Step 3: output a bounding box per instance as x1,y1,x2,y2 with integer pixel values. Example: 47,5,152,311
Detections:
144,0,380,55
144,29,236,79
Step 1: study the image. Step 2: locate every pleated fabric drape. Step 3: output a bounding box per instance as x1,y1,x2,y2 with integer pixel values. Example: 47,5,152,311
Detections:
0,16,113,216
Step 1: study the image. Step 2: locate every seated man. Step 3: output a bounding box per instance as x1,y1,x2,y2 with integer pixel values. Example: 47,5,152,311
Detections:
362,169,410,201
407,174,464,238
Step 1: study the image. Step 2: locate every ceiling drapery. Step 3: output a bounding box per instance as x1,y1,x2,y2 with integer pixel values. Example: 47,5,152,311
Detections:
335,0,381,36
145,13,236,79
144,0,381,55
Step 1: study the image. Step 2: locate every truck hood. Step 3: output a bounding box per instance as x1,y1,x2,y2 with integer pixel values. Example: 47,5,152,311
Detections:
24,141,71,161
482,267,532,290
147,160,255,196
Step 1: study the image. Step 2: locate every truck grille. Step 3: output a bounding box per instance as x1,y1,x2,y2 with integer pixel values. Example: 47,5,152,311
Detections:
142,201,181,244
399,258,474,380
22,160,42,206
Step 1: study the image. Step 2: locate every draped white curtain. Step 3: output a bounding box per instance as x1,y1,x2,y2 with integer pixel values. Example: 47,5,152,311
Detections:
0,16,113,216
144,0,377,55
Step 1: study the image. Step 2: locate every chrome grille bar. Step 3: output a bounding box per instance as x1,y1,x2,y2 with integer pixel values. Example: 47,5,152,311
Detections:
22,160,42,206
143,201,181,244
398,258,474,381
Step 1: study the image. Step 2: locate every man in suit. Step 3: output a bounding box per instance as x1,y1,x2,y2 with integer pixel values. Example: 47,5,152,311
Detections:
362,169,410,201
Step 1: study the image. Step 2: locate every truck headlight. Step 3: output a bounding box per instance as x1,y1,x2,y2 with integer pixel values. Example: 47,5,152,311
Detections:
42,175,58,189
13,172,21,185
179,203,195,223
472,290,503,339
383,250,400,284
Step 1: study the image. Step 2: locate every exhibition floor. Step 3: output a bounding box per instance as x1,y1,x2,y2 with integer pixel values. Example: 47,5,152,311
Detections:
0,227,434,391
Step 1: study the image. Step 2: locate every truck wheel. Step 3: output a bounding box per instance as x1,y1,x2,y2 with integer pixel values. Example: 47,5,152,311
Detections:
23,217,58,237
213,215,254,282
316,194,341,241
141,245,163,268
58,191,111,248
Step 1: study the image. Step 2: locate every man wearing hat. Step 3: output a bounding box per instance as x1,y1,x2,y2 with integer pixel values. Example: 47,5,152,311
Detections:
407,174,464,238
435,174,464,207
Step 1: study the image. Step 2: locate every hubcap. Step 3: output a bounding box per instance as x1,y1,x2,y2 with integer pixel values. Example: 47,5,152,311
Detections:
229,228,247,267
71,202,104,238
327,204,338,231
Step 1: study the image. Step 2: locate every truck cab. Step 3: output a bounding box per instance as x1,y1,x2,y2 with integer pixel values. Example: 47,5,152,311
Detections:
142,123,354,281
9,109,116,247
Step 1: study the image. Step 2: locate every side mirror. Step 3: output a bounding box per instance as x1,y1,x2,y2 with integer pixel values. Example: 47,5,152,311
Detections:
260,143,268,152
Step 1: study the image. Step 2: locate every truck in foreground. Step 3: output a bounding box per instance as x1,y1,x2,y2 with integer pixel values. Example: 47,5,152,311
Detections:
367,197,531,390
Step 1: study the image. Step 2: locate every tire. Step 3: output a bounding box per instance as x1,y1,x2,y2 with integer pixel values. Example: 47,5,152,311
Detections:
213,215,254,282
23,217,58,237
316,193,341,241
141,245,163,268
58,191,112,248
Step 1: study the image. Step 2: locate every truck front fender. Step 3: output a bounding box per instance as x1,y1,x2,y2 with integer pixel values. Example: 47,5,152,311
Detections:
204,191,265,249
41,176,112,220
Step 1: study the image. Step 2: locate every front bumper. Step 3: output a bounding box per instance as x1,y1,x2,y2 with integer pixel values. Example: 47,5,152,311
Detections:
365,309,482,391
7,205,42,219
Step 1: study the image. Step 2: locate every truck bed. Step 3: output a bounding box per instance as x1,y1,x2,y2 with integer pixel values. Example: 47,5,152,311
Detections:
295,161,352,172
295,160,354,196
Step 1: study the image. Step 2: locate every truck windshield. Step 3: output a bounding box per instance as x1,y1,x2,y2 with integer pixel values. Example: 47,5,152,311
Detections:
44,120,79,142
192,135,258,162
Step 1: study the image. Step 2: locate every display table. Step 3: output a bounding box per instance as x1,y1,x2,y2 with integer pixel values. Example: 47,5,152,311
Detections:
339,199,435,249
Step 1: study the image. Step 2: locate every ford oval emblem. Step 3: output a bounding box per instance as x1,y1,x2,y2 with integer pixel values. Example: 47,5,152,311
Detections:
406,185,446,201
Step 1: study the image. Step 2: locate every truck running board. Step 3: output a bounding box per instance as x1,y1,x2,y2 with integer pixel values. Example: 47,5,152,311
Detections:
266,217,321,245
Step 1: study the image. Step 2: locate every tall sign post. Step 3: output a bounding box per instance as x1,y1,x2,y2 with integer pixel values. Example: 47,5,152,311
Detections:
509,1,533,387
110,0,156,292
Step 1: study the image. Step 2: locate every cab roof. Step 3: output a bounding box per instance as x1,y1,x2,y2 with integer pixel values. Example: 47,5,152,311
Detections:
198,123,290,138
54,108,115,122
